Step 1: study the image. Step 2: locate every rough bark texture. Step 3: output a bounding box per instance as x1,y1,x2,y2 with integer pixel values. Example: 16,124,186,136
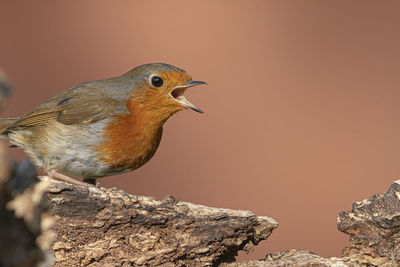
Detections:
223,178,400,266
1,167,400,266
223,250,357,267
45,178,278,266
44,179,400,267
337,180,400,266
0,147,54,267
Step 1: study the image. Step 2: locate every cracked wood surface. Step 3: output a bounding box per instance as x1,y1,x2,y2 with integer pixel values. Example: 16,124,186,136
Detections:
44,177,278,266
337,180,400,266
2,174,400,267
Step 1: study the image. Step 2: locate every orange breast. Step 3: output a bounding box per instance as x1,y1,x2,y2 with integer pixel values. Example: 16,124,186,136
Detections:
96,99,164,170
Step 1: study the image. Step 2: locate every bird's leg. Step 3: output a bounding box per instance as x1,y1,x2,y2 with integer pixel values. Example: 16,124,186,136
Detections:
83,178,97,185
48,170,92,187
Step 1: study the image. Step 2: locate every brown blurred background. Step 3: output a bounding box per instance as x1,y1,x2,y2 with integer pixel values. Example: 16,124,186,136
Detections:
1,0,400,260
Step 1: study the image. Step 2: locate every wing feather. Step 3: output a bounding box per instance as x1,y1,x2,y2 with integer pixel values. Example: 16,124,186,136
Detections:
5,85,123,132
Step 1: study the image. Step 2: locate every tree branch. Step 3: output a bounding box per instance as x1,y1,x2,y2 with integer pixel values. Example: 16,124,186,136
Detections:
45,178,278,266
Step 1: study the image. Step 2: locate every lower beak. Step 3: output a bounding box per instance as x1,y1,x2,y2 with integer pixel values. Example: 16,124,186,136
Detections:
171,80,207,113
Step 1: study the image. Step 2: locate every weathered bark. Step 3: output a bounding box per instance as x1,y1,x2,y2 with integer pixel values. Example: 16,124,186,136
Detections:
45,178,278,266
2,167,400,266
0,147,54,267
224,181,400,267
337,180,400,266
223,250,357,267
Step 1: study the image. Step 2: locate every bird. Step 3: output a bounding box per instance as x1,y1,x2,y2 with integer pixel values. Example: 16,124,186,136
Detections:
0,63,206,186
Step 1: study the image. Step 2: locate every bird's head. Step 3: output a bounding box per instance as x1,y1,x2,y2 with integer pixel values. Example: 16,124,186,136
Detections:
123,63,206,121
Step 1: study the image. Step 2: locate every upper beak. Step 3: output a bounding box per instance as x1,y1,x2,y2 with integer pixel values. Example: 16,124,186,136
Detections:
171,80,207,113
185,80,208,87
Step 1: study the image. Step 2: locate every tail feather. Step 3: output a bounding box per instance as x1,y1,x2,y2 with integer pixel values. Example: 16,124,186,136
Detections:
0,117,19,134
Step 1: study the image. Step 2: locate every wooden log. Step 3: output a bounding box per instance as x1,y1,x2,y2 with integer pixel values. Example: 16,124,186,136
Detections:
45,178,278,266
2,164,400,266
0,147,53,267
338,180,400,266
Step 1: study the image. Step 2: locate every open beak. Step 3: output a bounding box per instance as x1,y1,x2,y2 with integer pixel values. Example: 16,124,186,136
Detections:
170,80,207,113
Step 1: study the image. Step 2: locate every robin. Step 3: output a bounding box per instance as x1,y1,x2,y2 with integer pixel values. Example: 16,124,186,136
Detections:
0,63,206,186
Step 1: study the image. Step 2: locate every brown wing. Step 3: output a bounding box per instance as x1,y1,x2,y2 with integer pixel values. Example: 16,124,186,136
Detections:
55,95,120,125
4,85,123,132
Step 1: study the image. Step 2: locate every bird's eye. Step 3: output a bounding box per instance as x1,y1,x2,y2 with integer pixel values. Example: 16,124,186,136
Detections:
151,76,164,88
